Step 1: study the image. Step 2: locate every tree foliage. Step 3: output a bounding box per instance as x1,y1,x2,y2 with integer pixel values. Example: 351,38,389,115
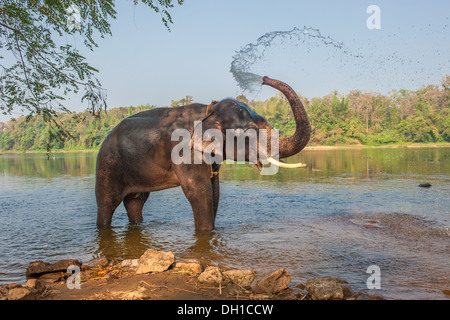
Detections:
1,76,449,152
0,0,183,150
171,95,193,107
250,76,450,146
0,104,155,151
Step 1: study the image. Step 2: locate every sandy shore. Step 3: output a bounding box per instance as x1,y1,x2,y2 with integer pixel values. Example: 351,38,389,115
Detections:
0,252,389,301
2,259,304,300
42,268,243,300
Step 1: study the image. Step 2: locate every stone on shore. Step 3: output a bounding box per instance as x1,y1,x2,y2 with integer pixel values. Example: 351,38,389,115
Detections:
305,276,354,300
0,284,20,300
198,266,223,286
0,283,39,300
172,259,203,276
223,269,255,288
8,286,38,300
88,257,110,268
348,289,385,300
136,248,175,274
251,268,290,294
121,259,139,267
26,259,82,278
39,272,65,284
26,279,47,294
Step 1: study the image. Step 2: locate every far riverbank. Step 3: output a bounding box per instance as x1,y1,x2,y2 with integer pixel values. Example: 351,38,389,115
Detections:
1,142,450,155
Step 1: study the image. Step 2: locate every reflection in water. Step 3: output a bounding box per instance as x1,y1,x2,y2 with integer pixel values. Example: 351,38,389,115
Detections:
0,152,97,178
95,225,152,260
0,148,449,299
1,147,448,180
94,225,220,267
221,147,450,183
180,231,221,264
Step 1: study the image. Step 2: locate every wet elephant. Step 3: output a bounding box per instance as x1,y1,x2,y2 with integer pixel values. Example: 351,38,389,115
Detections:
95,77,311,230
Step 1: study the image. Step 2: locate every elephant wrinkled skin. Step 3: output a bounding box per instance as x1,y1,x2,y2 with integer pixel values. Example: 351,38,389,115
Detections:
95,77,311,231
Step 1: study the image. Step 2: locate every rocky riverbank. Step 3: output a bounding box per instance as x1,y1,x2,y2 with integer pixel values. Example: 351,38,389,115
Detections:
0,248,385,300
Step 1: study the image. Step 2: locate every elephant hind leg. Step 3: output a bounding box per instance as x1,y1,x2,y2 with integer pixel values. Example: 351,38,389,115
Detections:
123,192,150,224
97,195,121,227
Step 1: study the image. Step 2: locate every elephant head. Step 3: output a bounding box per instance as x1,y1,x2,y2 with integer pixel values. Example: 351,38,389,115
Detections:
193,76,311,169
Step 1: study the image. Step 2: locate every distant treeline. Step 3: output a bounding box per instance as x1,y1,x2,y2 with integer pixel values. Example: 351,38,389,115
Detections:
0,76,449,151
247,75,450,145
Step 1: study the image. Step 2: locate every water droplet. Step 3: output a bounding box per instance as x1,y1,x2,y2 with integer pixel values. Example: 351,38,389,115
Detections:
230,26,351,92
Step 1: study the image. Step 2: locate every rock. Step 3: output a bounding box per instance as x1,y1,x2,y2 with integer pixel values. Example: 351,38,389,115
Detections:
251,268,291,294
223,269,255,288
0,286,8,300
305,277,354,300
0,284,22,300
38,272,64,283
349,289,385,300
418,183,432,188
198,266,223,286
136,248,175,274
121,259,139,267
342,282,355,298
26,279,46,294
26,259,82,278
443,289,450,296
1,283,42,300
88,257,110,268
276,287,310,300
8,285,38,300
172,259,203,276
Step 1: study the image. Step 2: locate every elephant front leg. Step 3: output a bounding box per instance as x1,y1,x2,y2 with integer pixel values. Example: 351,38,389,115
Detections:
177,166,215,231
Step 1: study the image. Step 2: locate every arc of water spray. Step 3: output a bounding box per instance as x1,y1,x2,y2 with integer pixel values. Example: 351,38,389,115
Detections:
230,26,348,92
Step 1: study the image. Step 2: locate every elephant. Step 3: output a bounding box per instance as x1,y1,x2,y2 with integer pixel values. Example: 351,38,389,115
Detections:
95,76,311,230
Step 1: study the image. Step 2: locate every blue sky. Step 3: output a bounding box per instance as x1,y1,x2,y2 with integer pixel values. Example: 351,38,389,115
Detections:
4,1,450,120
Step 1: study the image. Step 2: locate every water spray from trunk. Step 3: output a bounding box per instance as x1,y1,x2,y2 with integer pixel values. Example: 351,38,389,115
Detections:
230,26,349,92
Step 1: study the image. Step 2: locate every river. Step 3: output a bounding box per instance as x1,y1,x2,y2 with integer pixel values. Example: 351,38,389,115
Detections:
0,147,449,299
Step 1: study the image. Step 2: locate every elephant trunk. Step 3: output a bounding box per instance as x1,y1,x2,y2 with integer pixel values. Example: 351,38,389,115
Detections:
262,76,311,159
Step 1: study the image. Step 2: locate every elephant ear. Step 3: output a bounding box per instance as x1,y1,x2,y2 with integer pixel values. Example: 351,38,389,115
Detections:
190,110,225,165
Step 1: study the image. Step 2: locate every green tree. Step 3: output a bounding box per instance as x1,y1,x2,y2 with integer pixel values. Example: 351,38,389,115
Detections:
0,0,183,147
171,95,194,107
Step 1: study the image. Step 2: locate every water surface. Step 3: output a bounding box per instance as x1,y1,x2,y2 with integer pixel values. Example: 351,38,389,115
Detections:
0,148,449,299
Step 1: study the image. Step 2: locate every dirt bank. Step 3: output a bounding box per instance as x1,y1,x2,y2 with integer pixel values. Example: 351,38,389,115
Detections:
1,249,388,301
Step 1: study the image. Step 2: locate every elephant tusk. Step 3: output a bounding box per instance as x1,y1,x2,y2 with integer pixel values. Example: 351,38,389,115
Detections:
266,157,306,168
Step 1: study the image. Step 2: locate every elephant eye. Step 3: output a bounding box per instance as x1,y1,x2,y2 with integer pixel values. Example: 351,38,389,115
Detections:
239,108,249,118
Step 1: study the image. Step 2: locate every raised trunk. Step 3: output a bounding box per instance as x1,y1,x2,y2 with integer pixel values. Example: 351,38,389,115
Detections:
262,76,311,159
